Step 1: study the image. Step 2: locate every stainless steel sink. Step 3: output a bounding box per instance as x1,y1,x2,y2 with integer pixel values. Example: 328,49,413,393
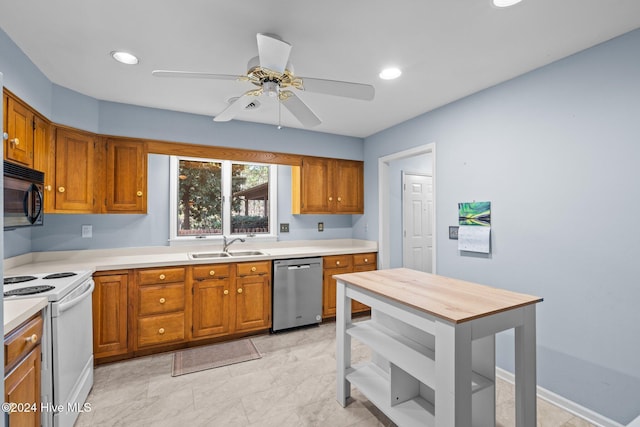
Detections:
188,252,230,259
227,250,267,257
188,250,267,259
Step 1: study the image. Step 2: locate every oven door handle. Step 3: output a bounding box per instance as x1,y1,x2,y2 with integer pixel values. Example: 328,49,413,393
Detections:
56,280,95,314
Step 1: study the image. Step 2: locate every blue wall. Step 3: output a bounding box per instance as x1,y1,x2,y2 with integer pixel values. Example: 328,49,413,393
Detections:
360,29,640,424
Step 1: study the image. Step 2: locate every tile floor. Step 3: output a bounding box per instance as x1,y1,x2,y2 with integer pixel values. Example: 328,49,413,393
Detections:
75,321,595,426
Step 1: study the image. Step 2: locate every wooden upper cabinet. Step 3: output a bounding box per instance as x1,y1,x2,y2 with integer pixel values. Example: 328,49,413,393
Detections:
54,127,97,212
334,160,364,214
4,95,35,167
292,157,364,214
104,138,147,213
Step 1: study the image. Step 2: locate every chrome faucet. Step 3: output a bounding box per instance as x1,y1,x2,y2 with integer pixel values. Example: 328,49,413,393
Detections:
222,235,245,253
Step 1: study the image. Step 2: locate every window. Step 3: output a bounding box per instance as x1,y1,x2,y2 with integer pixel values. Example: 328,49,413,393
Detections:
170,156,277,241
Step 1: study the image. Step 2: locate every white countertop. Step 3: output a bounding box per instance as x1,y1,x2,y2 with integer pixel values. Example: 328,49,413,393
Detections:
4,297,48,334
4,239,378,276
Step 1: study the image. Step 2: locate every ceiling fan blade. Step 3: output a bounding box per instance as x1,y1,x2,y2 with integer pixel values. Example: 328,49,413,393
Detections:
299,77,375,101
213,91,260,122
256,33,291,74
152,70,240,80
281,92,321,128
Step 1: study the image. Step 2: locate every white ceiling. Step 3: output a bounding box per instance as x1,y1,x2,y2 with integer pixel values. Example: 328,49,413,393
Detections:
1,1,639,138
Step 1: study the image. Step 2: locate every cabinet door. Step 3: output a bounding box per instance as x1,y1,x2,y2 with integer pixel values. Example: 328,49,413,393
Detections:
4,345,41,427
352,253,377,313
93,273,129,358
334,160,364,214
54,127,96,212
32,115,55,212
322,268,340,318
192,278,232,338
299,157,333,213
5,96,34,167
234,275,270,332
104,138,147,213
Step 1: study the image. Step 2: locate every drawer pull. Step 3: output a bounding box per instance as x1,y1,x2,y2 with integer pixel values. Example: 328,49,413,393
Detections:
58,186,65,193
136,190,143,197
364,258,369,263
223,289,229,295
329,196,333,201
159,274,166,280
159,297,166,304
251,266,257,272
25,334,38,344
237,288,243,294
45,185,52,192
338,197,342,202
336,261,341,266
10,137,19,146
209,270,215,276
158,328,165,335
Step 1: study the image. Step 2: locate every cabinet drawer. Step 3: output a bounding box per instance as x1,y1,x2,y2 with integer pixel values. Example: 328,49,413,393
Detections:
138,267,185,285
138,283,185,316
236,261,270,277
137,313,185,347
193,264,231,280
353,253,377,267
4,315,43,369
324,255,351,269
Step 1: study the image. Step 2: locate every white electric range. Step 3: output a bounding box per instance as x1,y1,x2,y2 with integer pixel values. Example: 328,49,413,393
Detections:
4,270,95,427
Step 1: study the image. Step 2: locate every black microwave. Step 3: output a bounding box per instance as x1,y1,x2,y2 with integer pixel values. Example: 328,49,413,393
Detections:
3,160,44,229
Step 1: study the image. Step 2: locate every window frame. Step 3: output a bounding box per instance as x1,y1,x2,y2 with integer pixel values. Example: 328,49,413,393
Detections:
169,155,278,244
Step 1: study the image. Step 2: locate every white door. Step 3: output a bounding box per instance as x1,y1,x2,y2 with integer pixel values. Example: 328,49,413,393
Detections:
402,173,433,272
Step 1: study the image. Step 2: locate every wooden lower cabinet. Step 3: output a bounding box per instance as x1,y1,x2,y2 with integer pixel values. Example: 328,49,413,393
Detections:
93,271,130,359
192,264,232,338
191,261,271,340
134,267,187,349
323,253,377,318
4,313,43,427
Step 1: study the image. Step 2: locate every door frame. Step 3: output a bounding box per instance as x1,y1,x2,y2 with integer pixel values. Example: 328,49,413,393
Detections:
378,143,436,272
402,171,433,272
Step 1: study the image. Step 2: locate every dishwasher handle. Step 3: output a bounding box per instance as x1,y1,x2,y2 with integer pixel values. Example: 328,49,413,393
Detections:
288,265,311,270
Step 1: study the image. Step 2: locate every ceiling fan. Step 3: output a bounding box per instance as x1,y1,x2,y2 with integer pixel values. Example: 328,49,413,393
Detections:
152,33,375,128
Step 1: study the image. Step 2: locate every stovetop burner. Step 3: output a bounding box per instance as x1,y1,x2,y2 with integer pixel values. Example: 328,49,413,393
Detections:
43,272,77,280
3,276,37,285
4,285,56,297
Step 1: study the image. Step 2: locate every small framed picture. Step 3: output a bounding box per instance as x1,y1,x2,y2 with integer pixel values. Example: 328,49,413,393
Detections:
449,226,459,240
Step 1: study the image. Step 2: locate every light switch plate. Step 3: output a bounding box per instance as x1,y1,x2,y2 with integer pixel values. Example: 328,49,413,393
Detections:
318,222,324,232
280,223,289,233
449,226,459,240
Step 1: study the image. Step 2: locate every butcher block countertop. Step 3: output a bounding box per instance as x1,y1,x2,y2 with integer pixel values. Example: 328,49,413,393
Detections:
334,268,543,324
4,297,48,334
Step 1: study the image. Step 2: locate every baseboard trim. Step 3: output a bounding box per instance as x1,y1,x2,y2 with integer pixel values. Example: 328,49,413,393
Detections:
495,367,625,427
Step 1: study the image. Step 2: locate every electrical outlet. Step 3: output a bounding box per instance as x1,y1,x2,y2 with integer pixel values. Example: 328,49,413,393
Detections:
280,223,290,233
81,225,93,238
318,222,324,232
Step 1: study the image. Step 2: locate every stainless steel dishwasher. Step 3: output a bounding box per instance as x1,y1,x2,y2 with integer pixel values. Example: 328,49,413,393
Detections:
272,257,323,332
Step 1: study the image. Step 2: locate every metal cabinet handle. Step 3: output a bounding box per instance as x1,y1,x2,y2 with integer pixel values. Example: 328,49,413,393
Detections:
338,197,342,202
223,289,229,295
45,185,52,191
329,196,333,201
136,191,143,197
159,297,166,304
364,258,368,263
209,270,215,276
237,288,243,294
159,274,166,280
9,137,19,146
25,334,38,344
58,186,66,193
158,328,165,334
251,266,257,272
336,261,341,266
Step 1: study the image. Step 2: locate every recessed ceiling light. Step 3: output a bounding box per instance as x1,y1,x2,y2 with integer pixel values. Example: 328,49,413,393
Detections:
379,67,402,80
110,51,139,65
492,0,522,7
